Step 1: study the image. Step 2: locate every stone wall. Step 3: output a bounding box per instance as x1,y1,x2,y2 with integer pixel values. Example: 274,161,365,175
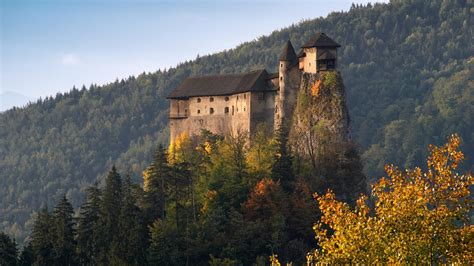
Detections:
170,90,278,142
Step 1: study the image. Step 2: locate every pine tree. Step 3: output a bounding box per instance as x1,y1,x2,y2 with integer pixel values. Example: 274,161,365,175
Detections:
143,144,170,223
76,184,101,265
271,128,294,192
51,195,76,265
19,243,34,266
111,175,148,265
0,232,18,266
98,166,122,264
31,206,54,265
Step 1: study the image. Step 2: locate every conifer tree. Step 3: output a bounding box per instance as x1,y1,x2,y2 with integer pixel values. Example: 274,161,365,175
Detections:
111,175,148,265
143,144,170,223
19,243,34,266
271,128,294,192
98,166,122,264
51,195,76,265
0,232,18,266
31,206,54,265
76,184,101,265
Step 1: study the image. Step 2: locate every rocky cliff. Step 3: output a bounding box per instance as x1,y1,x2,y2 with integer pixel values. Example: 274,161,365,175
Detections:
289,71,350,160
289,71,365,202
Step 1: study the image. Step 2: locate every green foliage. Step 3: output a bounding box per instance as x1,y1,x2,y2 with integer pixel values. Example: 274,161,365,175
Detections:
76,185,101,265
0,0,472,248
51,195,76,265
0,231,18,266
98,166,122,264
30,207,54,265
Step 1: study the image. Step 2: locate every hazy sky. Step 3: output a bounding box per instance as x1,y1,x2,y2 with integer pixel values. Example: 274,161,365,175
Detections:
1,0,387,99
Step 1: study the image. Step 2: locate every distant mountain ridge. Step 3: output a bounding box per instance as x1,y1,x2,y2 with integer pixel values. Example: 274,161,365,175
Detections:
0,91,34,111
1,0,472,244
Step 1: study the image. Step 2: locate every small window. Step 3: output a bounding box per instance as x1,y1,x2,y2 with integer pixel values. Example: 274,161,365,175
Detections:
243,107,246,112
280,77,283,81
225,107,229,114
225,96,229,101
236,107,238,112
237,96,239,100
210,108,214,114
185,109,187,115
210,97,214,102
280,63,283,68
197,109,201,114
197,98,201,103
244,94,246,99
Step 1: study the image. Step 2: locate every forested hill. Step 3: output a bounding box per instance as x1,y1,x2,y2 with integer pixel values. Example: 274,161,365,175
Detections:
1,0,472,242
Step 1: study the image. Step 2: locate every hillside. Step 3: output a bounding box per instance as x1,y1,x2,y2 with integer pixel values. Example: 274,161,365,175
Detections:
1,0,473,243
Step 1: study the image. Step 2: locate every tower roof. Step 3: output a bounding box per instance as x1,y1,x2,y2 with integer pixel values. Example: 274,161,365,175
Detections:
302,32,341,48
279,40,297,62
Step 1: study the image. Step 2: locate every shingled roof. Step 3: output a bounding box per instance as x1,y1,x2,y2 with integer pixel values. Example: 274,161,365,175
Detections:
302,32,341,48
168,69,275,99
279,40,297,63
317,49,337,60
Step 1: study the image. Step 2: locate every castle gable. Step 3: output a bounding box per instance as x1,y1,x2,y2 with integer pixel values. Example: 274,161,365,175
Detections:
301,32,341,48
168,69,275,99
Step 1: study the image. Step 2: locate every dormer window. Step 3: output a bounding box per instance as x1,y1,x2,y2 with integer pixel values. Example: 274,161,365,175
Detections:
197,98,201,103
210,97,214,102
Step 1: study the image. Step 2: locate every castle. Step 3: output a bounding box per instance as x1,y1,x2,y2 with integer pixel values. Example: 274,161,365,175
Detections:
168,33,340,142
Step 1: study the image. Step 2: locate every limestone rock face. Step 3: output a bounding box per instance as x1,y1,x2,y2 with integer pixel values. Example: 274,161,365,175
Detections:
289,71,350,160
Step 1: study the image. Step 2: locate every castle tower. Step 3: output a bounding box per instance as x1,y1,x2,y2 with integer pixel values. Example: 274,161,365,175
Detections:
275,40,298,130
300,32,340,73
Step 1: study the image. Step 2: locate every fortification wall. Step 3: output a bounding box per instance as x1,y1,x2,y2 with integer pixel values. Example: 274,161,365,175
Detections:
170,92,252,142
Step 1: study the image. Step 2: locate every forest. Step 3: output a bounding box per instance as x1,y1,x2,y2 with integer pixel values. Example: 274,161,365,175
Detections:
1,132,472,264
1,0,473,247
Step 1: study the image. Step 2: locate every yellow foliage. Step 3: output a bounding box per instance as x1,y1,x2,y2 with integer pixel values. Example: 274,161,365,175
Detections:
168,132,192,164
269,254,281,266
142,166,153,192
308,134,473,264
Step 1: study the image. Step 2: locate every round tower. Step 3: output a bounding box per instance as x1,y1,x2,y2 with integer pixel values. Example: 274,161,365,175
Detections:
276,40,297,130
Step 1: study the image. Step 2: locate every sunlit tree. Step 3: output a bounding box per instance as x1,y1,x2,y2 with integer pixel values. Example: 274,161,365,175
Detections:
308,134,473,264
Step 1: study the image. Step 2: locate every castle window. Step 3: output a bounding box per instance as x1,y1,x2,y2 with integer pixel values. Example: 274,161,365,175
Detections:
280,63,283,68
210,97,214,102
225,107,229,114
210,108,214,114
197,109,201,114
225,96,229,101
197,98,201,103
280,77,283,81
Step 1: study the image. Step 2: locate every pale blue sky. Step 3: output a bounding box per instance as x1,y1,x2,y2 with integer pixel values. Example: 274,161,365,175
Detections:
1,0,387,99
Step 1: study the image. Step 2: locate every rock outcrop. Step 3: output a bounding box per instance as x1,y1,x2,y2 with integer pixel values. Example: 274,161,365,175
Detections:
289,71,350,160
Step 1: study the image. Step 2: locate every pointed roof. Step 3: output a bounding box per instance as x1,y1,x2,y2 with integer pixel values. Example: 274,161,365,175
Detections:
279,40,297,62
302,32,341,48
167,69,275,99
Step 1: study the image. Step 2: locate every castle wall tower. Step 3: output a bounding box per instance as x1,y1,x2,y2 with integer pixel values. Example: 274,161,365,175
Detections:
275,40,300,130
